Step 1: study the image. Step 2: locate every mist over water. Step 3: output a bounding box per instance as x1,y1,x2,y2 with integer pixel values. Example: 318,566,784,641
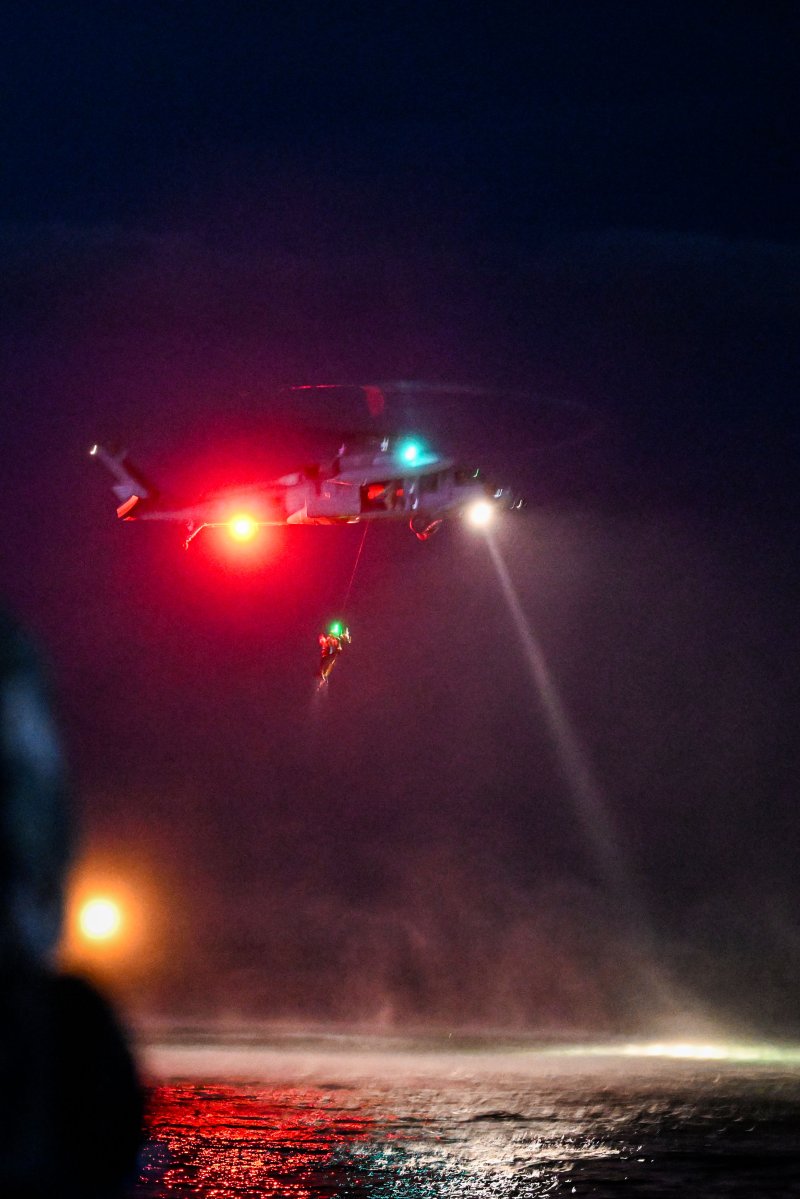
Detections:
133,1040,800,1198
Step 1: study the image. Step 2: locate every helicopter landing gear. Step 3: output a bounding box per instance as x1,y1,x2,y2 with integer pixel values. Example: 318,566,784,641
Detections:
410,515,443,541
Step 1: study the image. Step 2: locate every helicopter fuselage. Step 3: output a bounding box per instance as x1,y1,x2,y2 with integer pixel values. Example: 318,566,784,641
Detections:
91,439,514,544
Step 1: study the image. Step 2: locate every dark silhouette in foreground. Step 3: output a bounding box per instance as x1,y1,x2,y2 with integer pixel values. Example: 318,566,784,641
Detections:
0,613,142,1197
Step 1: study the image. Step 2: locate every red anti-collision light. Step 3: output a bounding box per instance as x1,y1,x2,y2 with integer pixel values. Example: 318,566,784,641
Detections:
228,514,258,541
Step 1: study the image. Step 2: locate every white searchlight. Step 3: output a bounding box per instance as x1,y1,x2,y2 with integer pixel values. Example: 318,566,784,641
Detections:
466,499,494,528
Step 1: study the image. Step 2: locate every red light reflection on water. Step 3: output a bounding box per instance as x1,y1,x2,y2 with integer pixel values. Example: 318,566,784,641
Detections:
137,1083,378,1197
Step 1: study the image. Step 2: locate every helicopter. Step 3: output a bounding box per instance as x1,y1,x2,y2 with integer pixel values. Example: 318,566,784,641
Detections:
90,432,523,546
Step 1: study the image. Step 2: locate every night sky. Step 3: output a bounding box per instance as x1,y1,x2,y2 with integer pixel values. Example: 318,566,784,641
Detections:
1,3,798,1036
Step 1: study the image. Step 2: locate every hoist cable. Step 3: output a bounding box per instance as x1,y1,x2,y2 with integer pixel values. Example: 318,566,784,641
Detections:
341,522,369,613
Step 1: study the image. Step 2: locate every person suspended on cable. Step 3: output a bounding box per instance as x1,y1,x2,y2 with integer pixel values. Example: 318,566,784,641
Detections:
317,621,351,684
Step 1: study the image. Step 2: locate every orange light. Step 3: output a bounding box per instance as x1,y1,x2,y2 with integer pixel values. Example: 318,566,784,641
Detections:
229,514,258,541
60,858,164,982
78,896,123,942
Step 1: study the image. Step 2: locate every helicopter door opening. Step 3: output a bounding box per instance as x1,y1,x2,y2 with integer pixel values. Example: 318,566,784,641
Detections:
360,480,405,514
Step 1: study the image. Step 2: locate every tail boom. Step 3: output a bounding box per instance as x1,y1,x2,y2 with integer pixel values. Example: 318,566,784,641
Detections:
90,444,157,519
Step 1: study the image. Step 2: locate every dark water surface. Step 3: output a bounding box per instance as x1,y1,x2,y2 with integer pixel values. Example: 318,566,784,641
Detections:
132,1042,800,1196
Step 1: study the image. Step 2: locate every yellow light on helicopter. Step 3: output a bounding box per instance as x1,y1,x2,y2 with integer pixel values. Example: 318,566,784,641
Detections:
229,514,258,541
466,499,494,527
78,896,123,942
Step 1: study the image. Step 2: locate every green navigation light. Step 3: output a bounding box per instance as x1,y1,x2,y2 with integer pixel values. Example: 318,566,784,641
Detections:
399,441,422,464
